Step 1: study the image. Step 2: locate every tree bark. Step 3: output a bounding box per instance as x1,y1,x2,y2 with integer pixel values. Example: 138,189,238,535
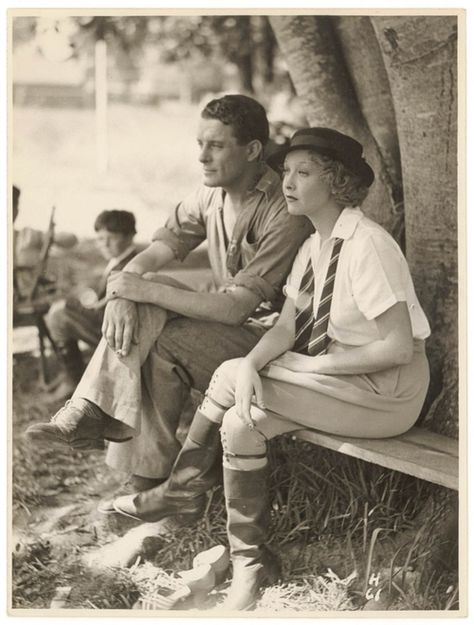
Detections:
371,16,458,436
260,17,276,85
333,16,404,247
235,16,254,94
236,54,254,94
269,15,397,236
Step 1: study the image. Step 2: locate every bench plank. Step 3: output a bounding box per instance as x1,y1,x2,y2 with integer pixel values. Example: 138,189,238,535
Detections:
290,426,458,490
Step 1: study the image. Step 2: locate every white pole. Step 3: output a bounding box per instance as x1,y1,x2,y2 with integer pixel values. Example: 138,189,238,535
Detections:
95,38,108,175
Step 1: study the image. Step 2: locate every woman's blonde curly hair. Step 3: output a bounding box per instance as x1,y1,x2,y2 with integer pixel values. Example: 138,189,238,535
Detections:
308,152,371,207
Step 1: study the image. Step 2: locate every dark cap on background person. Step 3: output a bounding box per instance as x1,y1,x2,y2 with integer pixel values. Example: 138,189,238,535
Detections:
268,127,375,188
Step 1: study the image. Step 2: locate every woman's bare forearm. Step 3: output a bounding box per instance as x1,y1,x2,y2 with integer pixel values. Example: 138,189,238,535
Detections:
246,324,294,371
272,301,415,376
314,335,414,375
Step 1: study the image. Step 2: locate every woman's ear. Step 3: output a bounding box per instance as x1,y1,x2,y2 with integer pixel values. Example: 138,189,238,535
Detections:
247,139,263,162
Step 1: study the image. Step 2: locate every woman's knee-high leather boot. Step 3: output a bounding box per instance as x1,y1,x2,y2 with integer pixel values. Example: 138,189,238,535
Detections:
113,409,222,522
222,465,281,610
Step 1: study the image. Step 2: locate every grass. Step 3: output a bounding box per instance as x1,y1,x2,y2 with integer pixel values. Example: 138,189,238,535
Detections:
258,571,358,613
13,542,141,610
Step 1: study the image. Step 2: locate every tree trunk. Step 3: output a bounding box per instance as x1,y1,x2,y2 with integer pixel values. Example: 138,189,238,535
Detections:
333,16,404,247
261,17,276,85
236,54,254,93
235,16,254,94
269,15,397,236
371,16,458,436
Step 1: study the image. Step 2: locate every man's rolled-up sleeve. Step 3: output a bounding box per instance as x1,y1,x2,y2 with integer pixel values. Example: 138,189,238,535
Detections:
231,212,312,302
152,188,207,261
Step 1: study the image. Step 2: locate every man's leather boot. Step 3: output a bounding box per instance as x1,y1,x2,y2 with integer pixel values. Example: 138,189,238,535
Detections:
113,409,222,522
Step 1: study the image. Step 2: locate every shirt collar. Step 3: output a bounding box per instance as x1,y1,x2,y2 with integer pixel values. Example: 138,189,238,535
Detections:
218,163,280,207
330,207,364,240
254,163,281,198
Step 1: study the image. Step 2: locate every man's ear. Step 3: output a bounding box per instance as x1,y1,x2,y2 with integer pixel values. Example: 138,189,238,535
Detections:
247,139,263,162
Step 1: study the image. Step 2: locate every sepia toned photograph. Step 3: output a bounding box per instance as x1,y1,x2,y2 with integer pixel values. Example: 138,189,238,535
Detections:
8,7,465,617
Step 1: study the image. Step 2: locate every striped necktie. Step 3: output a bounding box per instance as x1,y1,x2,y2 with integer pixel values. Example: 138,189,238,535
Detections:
293,237,344,356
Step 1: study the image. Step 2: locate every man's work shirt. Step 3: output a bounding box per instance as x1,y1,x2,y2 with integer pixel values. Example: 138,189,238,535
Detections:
152,164,313,327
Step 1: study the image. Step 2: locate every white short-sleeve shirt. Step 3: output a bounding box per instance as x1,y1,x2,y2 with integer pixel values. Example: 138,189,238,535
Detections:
284,208,431,345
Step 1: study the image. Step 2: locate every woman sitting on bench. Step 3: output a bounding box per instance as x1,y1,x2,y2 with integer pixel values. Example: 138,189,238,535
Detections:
113,127,431,610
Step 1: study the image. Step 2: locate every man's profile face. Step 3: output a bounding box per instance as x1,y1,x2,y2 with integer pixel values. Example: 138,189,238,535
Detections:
197,118,252,189
95,229,133,260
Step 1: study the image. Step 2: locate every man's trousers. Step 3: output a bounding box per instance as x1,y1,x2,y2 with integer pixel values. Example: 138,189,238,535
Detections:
74,303,265,478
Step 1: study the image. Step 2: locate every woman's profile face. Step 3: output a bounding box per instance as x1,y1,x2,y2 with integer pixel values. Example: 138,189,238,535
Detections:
282,149,332,218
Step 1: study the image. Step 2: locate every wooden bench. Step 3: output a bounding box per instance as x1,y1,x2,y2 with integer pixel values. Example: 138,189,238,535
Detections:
289,426,458,491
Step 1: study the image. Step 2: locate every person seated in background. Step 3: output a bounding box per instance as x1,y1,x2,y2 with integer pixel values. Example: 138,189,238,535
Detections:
46,209,138,400
13,184,78,303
